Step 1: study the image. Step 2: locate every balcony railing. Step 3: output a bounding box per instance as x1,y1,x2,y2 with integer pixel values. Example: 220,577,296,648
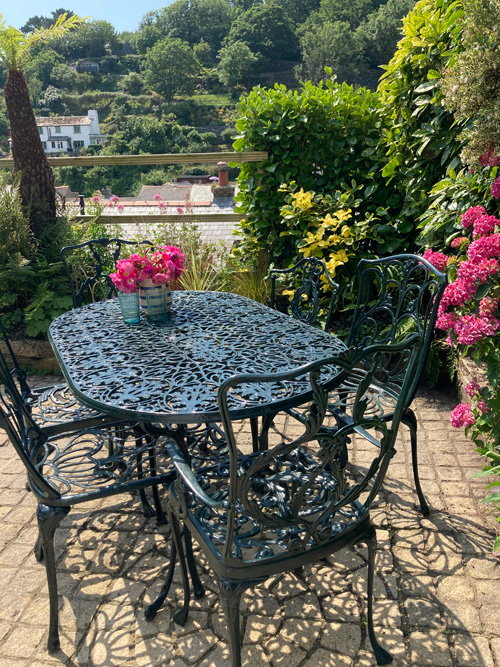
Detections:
0,151,267,226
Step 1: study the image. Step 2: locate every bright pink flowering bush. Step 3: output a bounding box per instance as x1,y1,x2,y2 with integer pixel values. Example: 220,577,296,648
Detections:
451,236,469,249
460,206,486,228
450,403,476,428
491,176,500,199
422,249,449,272
431,206,500,548
110,246,184,293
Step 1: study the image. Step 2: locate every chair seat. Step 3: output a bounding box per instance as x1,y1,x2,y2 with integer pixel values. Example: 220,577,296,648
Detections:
29,383,114,435
172,447,365,567
33,424,173,503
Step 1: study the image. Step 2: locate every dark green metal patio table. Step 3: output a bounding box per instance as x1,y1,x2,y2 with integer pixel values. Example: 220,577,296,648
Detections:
48,291,347,425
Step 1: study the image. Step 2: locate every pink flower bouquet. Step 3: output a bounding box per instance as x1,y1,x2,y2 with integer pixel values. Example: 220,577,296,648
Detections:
110,246,184,293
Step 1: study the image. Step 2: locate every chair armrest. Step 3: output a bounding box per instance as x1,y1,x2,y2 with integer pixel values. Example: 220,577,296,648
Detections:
164,439,226,509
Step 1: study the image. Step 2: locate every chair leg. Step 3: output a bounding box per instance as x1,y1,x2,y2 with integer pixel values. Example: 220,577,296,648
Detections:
184,526,205,599
145,540,177,621
366,533,392,666
259,413,274,452
250,417,259,453
169,510,191,627
139,489,156,518
36,504,71,652
217,578,250,667
404,409,429,516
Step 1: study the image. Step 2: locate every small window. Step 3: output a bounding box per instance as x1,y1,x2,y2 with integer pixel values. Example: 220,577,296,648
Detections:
73,140,84,149
55,126,61,134
38,127,44,135
51,142,56,148
73,125,81,134
42,142,47,150
90,138,96,145
57,141,64,149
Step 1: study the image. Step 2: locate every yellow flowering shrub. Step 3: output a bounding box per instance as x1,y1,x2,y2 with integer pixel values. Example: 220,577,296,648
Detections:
277,182,377,308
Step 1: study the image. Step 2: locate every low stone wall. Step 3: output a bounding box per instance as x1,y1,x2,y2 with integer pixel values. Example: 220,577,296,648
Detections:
456,355,488,404
0,339,60,372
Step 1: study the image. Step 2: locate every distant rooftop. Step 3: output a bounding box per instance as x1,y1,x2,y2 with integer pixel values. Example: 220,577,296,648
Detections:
36,116,92,127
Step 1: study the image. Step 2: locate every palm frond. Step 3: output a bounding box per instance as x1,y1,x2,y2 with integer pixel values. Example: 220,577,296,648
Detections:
0,12,87,70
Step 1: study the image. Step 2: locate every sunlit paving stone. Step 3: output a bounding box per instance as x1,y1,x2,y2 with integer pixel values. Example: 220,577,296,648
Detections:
1,388,500,665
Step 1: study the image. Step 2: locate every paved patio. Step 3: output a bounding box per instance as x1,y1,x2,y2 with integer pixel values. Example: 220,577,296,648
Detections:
0,382,499,666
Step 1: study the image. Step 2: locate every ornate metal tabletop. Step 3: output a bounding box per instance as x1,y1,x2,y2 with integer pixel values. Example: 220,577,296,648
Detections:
48,291,347,424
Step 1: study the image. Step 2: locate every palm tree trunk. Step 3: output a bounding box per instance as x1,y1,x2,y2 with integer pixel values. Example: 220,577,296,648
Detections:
4,69,56,238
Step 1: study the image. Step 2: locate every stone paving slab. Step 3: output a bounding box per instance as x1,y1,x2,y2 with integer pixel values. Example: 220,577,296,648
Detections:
0,383,499,666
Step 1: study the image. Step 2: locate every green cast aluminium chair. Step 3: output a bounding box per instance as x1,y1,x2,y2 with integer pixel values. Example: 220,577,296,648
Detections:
60,237,154,308
269,256,340,331
0,347,178,653
146,335,422,667
328,253,447,515
60,237,164,516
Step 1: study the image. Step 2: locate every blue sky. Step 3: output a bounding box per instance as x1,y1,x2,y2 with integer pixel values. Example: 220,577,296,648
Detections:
1,2,171,33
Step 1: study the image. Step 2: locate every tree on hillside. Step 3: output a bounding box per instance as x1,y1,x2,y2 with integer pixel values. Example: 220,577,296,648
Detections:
0,12,85,236
25,48,63,88
217,41,259,89
227,4,299,61
317,0,374,28
63,20,119,59
138,0,233,58
299,21,365,83
20,9,74,34
118,71,144,95
144,38,199,100
270,0,321,26
356,0,416,68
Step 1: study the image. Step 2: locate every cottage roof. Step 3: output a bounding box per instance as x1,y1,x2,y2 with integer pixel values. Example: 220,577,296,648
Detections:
136,183,193,201
36,116,92,127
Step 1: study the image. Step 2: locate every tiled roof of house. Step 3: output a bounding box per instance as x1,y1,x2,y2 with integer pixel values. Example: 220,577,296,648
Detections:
136,183,193,201
36,116,92,127
55,185,80,200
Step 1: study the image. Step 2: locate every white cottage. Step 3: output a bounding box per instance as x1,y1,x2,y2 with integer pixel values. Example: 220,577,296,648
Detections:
35,110,107,154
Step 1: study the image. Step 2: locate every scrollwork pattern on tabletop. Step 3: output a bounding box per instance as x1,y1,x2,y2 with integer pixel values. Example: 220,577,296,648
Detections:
49,291,347,422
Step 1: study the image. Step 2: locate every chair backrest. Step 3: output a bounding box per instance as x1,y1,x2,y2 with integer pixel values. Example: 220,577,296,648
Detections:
0,346,60,501
269,257,339,330
211,335,421,567
61,238,153,308
347,254,447,405
0,318,32,402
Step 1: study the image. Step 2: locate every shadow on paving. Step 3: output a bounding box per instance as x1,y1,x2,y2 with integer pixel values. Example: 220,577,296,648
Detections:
0,385,497,665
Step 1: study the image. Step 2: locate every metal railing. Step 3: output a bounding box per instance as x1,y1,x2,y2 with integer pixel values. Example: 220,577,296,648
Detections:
0,151,267,229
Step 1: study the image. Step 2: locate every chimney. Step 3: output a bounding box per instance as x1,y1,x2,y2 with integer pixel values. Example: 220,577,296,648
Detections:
212,161,234,200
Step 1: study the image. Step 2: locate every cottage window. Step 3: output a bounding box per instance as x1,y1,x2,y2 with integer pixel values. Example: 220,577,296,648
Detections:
57,142,64,149
55,126,61,134
42,142,47,150
51,142,56,148
38,127,44,135
73,140,84,149
73,126,81,134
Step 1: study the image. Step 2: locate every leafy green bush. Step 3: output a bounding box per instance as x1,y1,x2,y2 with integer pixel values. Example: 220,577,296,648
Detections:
234,76,405,266
378,0,466,224
418,166,499,249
